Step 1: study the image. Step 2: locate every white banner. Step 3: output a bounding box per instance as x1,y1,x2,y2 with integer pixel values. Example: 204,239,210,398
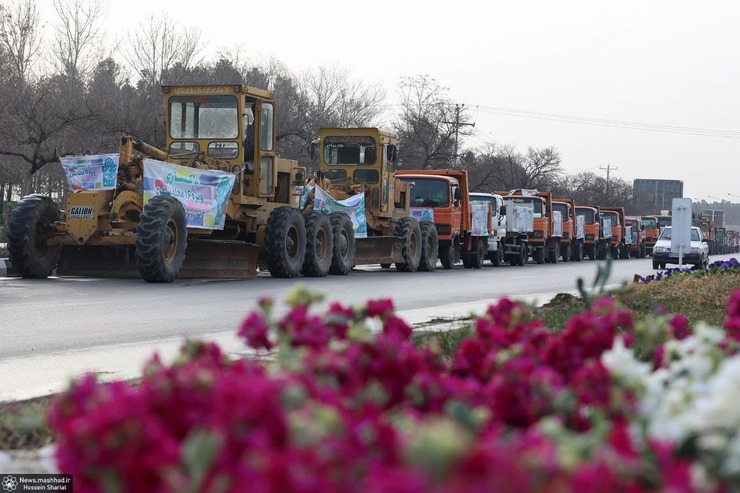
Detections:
602,218,613,239
142,159,236,230
60,153,119,191
576,215,585,239
314,186,367,238
470,202,489,236
552,210,563,237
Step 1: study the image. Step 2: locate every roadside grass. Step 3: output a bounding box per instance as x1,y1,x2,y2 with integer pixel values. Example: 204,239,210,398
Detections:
1,270,737,451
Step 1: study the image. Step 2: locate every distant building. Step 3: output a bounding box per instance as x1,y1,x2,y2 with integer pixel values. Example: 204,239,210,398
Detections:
633,179,684,213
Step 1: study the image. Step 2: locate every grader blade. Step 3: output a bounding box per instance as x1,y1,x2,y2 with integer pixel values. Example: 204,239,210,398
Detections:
57,245,141,278
178,240,259,279
354,236,403,265
56,241,259,279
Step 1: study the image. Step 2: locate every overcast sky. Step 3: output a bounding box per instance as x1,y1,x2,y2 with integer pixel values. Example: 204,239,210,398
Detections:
40,0,740,204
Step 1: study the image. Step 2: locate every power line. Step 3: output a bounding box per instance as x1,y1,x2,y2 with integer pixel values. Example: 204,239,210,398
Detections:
475,105,740,138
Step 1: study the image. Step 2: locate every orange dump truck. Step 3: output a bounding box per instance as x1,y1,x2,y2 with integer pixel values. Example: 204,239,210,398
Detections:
599,207,627,259
498,189,555,264
552,198,584,262
641,215,659,256
397,169,491,269
625,216,646,258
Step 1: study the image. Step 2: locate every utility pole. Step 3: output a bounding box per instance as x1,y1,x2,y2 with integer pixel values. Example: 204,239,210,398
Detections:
599,163,618,199
444,104,475,167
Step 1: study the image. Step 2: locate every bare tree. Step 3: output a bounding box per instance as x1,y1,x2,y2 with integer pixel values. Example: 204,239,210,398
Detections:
121,13,205,87
50,0,106,80
0,0,42,82
393,75,473,169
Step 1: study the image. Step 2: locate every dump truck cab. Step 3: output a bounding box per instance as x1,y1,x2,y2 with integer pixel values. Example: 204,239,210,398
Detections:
552,198,583,262
397,169,490,269
499,190,553,264
625,216,646,258
641,215,659,255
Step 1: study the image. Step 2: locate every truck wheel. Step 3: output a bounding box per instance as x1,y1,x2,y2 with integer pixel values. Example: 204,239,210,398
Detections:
490,242,504,267
440,236,458,270
380,263,391,269
548,243,560,264
652,260,660,269
517,245,527,266
328,211,354,275
586,245,596,261
574,241,584,262
562,242,571,262
395,217,422,272
7,194,62,279
533,247,545,264
640,244,646,258
471,239,485,269
418,221,438,272
265,206,306,278
301,211,333,277
136,195,187,283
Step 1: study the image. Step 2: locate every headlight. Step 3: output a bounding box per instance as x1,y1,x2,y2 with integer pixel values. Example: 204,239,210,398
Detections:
654,246,666,253
690,247,700,253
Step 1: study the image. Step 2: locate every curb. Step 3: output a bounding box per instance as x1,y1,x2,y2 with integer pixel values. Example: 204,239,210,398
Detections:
0,258,17,277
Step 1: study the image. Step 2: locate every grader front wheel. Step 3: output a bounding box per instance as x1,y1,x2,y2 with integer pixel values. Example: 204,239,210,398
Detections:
135,195,187,283
7,194,62,279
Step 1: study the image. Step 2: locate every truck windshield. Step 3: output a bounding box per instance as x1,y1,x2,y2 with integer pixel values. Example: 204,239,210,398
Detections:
642,218,657,229
602,212,618,225
169,95,238,139
400,177,449,207
657,217,672,229
323,136,377,165
552,203,568,219
577,208,594,223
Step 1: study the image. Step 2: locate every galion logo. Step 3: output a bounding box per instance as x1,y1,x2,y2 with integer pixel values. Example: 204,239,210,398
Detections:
1,475,18,492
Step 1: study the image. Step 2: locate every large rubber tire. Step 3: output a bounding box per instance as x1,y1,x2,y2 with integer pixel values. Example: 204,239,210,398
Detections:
653,260,660,269
640,243,646,259
7,194,62,279
440,236,458,270
136,195,188,283
533,247,545,264
470,239,485,269
548,242,560,264
562,242,572,262
302,211,333,277
587,245,596,261
490,242,504,267
265,206,306,278
328,211,355,275
518,245,528,266
395,217,422,272
418,221,438,272
574,241,584,262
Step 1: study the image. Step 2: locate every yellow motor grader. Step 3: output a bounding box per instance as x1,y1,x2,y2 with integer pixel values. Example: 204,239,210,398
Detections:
7,84,332,282
307,127,438,272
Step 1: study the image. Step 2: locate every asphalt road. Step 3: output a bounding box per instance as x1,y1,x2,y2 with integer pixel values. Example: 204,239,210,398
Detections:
1,254,736,400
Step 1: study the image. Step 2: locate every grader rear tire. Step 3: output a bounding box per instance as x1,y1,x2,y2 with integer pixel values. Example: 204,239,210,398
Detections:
301,211,333,277
418,220,439,272
136,195,187,283
265,206,306,278
395,217,422,272
328,211,355,275
7,194,62,279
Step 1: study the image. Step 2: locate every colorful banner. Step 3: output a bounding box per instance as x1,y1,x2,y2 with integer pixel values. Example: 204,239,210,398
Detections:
60,153,119,191
509,205,534,234
625,226,634,245
410,207,435,223
314,186,367,238
470,202,489,237
142,159,236,230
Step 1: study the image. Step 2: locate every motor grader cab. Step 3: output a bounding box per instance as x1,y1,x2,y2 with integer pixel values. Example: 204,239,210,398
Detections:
308,127,436,272
8,84,317,282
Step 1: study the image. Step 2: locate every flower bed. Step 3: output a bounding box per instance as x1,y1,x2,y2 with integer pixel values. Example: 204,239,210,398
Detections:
49,287,740,492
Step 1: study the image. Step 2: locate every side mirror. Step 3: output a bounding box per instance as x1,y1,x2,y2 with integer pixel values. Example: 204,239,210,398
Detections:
454,188,461,201
386,144,397,162
454,200,460,207
309,142,318,161
294,170,305,183
500,205,506,216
